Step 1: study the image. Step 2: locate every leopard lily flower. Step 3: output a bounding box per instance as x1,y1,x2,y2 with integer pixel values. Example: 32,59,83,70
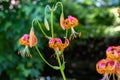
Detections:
96,59,116,80
49,37,69,51
62,15,78,30
61,15,81,40
19,27,38,58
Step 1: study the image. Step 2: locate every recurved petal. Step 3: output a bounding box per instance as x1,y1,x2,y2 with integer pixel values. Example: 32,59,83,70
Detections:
60,12,65,30
29,27,38,47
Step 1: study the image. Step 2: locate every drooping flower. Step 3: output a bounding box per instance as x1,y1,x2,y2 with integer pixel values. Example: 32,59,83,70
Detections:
96,46,120,80
19,27,38,58
62,15,78,30
49,37,69,51
96,59,107,74
106,46,120,61
96,59,116,80
96,59,116,74
19,27,38,47
61,15,81,40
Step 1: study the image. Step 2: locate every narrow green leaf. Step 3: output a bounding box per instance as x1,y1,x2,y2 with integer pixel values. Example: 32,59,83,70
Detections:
53,66,60,70
61,62,65,70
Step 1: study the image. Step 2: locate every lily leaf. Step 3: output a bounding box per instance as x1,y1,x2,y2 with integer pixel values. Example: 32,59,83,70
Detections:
53,66,60,70
61,62,65,70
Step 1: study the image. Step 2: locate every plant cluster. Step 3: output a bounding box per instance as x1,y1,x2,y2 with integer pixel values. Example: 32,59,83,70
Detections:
18,2,81,80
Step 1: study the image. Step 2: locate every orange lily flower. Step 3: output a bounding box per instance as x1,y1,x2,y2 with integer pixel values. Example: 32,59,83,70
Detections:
49,38,69,51
62,15,78,30
96,59,116,74
19,27,38,58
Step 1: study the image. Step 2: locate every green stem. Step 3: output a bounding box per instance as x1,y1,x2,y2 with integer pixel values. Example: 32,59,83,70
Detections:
32,19,36,27
32,19,50,39
44,5,51,21
56,51,66,80
51,11,54,38
35,46,59,70
45,5,51,16
35,19,51,39
117,74,120,80
65,30,68,38
55,2,64,13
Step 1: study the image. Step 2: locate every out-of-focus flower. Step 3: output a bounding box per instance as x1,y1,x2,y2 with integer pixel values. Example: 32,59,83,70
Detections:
96,59,107,74
49,38,69,51
61,15,81,40
96,58,117,80
106,46,120,61
62,15,78,30
19,27,38,47
9,0,20,9
19,27,38,58
96,59,116,74
96,46,120,80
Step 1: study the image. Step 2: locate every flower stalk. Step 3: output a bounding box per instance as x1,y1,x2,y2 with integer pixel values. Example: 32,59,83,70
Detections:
51,10,54,38
56,50,66,80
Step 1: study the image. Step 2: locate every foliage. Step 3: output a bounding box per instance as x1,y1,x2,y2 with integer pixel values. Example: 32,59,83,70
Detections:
62,0,120,39
0,0,46,80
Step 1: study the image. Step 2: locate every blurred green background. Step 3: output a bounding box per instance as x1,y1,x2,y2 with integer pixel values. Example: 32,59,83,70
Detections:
0,0,120,80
